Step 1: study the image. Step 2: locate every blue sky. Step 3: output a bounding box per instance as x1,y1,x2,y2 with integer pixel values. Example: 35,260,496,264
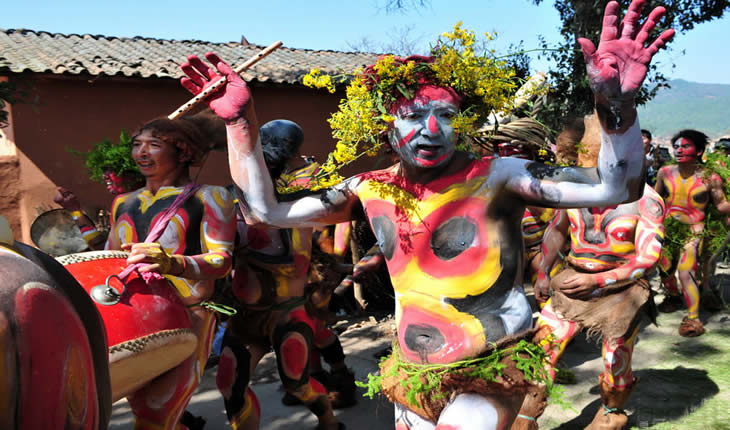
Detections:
2,0,728,84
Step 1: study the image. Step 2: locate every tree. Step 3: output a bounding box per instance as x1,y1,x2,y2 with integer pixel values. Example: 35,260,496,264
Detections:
346,25,427,56
381,0,430,13
531,0,730,132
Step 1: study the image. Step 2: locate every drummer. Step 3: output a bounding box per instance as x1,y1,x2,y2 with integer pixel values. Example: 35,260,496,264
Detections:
94,113,235,429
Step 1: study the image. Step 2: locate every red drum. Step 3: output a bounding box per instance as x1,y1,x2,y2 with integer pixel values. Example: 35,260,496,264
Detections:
57,250,198,402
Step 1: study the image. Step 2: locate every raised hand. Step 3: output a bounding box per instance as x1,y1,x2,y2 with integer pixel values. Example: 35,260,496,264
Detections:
180,53,252,122
578,0,675,102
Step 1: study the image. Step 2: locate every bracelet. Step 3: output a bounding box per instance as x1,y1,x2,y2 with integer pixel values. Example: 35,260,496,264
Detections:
70,210,84,220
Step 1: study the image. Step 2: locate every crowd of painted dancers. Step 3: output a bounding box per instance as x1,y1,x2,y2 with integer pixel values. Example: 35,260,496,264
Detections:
4,1,730,429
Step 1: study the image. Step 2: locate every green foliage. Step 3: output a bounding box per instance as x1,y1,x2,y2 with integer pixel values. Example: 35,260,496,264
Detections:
662,216,695,264
663,152,730,262
69,131,139,183
529,0,730,133
356,340,563,407
700,151,730,255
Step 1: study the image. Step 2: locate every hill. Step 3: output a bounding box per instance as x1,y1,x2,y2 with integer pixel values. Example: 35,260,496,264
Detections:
638,79,730,142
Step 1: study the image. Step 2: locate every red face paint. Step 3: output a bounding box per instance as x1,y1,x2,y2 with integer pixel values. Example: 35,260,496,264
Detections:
103,171,127,195
673,137,699,163
390,85,461,114
397,129,417,149
414,151,451,167
390,86,461,170
427,115,439,134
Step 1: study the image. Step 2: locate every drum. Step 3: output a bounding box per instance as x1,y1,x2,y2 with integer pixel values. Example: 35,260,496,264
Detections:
31,209,89,256
57,250,198,402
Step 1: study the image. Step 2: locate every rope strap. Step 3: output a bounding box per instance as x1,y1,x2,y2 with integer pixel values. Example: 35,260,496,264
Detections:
517,414,536,421
602,405,620,415
189,301,238,316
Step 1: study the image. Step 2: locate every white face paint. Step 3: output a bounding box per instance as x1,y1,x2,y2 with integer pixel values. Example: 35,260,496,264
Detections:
389,87,460,171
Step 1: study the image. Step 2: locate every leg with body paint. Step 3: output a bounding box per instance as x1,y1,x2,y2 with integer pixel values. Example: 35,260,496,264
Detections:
657,250,685,313
512,302,580,430
586,323,640,430
216,329,261,430
394,402,436,430
535,302,581,376
273,308,340,430
314,321,357,409
436,393,525,430
128,309,216,430
676,239,705,336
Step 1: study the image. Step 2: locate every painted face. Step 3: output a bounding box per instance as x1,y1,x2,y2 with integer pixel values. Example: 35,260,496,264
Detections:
389,86,460,170
102,171,126,195
673,137,699,163
131,130,181,182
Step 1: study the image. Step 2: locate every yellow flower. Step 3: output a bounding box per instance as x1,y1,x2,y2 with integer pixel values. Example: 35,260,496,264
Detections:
302,69,336,93
290,22,528,192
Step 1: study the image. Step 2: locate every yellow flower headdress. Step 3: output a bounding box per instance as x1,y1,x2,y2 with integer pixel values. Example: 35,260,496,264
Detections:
299,23,523,191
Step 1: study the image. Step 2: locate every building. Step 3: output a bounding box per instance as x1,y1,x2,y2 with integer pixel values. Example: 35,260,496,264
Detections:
0,28,379,243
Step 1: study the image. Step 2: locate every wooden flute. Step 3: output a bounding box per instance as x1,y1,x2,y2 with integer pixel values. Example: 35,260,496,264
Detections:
169,40,283,119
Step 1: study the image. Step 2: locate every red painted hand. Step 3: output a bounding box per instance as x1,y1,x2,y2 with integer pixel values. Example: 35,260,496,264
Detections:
54,186,81,212
578,0,675,101
180,53,252,122
559,272,598,300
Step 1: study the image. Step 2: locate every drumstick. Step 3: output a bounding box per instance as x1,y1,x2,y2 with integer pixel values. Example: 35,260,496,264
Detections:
169,41,283,119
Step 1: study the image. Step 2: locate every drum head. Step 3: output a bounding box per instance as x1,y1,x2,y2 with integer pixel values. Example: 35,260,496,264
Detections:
31,209,89,256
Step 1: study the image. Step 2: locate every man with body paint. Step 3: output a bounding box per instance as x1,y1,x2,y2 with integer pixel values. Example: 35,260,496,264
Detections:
54,158,210,430
180,1,673,428
99,115,236,429
220,119,346,430
654,129,730,336
522,132,666,430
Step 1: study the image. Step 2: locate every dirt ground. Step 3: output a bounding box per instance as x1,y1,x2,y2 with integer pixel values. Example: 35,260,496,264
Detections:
109,273,730,430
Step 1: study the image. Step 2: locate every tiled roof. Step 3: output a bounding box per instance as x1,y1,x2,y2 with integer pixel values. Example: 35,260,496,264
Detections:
0,28,380,84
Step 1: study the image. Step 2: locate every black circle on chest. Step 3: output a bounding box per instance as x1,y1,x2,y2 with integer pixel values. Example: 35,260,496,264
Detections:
371,216,396,260
430,216,476,260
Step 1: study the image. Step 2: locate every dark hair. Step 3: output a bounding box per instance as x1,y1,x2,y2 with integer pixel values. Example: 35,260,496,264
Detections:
132,110,225,167
260,119,304,180
641,129,652,140
671,129,709,156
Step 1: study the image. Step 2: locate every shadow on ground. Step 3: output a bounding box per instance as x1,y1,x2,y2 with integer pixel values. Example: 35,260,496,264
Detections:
552,367,718,429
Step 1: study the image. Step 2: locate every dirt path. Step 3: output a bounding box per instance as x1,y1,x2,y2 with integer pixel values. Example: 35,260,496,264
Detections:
109,277,730,430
